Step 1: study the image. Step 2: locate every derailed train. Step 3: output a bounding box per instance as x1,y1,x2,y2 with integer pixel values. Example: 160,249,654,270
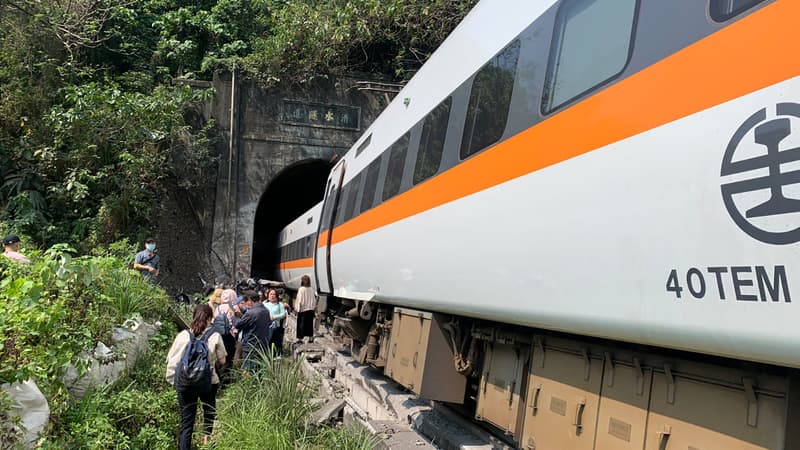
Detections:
277,0,800,448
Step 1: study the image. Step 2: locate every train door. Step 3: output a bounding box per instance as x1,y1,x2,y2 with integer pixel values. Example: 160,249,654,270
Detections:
314,161,345,295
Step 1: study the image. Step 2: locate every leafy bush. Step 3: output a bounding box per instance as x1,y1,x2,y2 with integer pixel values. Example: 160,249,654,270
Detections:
0,242,170,393
41,319,179,450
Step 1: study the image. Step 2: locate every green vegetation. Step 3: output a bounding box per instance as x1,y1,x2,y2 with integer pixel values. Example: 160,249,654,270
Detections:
0,240,172,448
2,245,375,449
40,326,180,450
0,241,170,389
1,1,473,447
212,352,378,450
1,0,476,250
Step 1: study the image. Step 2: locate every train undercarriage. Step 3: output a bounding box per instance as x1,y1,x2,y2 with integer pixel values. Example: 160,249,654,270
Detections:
325,297,799,450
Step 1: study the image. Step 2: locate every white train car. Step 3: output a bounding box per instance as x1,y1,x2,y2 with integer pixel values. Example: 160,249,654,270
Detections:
277,202,321,291
277,0,800,448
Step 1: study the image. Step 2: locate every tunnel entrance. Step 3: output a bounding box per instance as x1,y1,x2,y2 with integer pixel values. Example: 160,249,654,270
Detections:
251,159,331,279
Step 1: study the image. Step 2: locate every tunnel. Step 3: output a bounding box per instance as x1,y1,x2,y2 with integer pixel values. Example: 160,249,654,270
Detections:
251,158,331,279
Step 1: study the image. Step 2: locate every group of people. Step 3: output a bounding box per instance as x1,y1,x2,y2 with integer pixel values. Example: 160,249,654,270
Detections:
165,275,319,449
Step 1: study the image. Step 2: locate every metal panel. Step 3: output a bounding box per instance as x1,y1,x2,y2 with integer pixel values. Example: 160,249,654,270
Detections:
384,308,466,403
476,342,529,436
521,343,602,450
645,368,787,450
595,358,652,450
385,309,428,391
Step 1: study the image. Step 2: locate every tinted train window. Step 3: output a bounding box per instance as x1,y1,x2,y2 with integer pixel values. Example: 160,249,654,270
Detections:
360,158,381,213
355,134,372,157
382,133,411,201
461,40,520,160
542,0,637,113
414,97,452,185
710,0,766,21
319,183,335,232
334,184,350,227
344,174,362,222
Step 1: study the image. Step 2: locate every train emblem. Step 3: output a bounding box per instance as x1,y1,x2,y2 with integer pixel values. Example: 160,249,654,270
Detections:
721,103,800,245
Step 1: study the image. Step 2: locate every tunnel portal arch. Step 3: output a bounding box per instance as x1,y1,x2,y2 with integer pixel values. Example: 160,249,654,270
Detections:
251,159,331,279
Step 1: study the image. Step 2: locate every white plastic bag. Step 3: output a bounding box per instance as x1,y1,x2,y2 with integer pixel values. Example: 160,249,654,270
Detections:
1,379,50,448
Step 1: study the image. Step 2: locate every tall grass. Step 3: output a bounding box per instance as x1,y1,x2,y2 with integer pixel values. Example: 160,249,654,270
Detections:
100,265,170,321
212,351,377,450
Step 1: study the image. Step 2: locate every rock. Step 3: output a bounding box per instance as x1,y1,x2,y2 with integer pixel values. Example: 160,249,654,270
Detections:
94,341,114,360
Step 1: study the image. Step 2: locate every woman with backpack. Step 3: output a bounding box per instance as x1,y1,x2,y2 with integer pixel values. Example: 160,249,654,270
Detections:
166,304,227,449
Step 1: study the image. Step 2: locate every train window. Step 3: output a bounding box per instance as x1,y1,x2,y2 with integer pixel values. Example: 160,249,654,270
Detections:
360,157,382,213
461,40,520,160
414,97,452,185
319,182,335,232
709,0,766,21
382,132,411,201
344,173,362,222
542,0,637,113
334,184,350,227
355,134,372,157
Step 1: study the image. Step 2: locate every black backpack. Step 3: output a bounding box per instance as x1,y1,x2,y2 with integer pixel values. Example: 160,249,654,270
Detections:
212,313,231,337
175,329,213,392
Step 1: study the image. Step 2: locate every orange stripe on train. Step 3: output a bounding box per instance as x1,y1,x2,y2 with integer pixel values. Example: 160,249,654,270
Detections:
319,0,797,249
280,258,314,270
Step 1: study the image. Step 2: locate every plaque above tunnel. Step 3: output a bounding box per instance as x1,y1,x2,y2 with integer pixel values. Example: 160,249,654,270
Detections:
282,99,361,131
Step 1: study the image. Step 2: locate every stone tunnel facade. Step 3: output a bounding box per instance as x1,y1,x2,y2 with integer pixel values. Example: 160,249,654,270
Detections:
208,73,388,281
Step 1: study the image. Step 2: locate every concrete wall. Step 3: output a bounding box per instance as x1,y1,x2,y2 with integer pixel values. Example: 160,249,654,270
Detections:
209,73,387,281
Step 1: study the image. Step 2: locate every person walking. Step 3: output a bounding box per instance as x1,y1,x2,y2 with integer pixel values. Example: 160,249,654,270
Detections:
166,304,227,449
264,289,287,356
2,234,30,264
294,275,317,343
214,289,237,383
132,238,160,283
232,290,271,371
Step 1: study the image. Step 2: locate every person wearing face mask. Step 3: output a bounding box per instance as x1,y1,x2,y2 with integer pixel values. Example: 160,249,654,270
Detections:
133,238,160,282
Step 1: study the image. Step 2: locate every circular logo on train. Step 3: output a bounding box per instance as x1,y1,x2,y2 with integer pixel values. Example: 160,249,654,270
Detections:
721,103,800,245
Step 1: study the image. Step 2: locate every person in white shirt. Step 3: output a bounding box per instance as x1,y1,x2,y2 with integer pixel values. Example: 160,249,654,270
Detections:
294,275,317,343
165,304,227,449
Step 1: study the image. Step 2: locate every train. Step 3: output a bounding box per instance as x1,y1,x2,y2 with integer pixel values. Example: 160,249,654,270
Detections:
276,0,800,448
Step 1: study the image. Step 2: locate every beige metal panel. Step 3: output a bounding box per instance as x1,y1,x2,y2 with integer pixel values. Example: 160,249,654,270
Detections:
595,358,652,450
521,345,603,450
645,371,787,450
383,308,466,403
385,308,427,390
418,312,467,402
476,342,530,436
